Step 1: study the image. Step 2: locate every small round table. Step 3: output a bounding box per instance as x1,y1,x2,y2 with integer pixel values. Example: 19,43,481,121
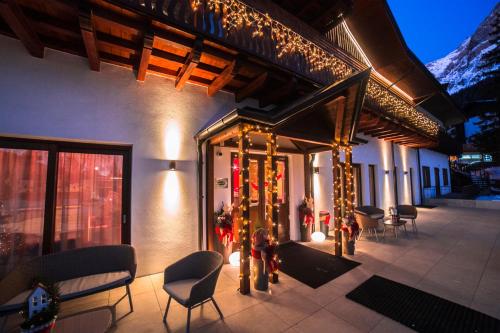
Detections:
383,217,408,239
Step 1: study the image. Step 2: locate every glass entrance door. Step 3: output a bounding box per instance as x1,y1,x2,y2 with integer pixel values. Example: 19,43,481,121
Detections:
231,153,289,243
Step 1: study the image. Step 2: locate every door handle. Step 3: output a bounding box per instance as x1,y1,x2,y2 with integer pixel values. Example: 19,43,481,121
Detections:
122,214,127,225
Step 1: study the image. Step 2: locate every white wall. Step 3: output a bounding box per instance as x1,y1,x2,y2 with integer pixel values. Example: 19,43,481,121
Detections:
0,35,241,276
211,147,304,241
420,149,451,198
313,134,427,220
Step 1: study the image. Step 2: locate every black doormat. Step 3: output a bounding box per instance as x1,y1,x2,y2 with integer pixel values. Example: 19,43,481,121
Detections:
346,275,500,333
277,242,360,289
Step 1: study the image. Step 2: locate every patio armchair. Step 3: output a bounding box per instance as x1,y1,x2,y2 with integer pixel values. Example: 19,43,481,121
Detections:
397,205,418,234
162,251,223,333
354,206,385,241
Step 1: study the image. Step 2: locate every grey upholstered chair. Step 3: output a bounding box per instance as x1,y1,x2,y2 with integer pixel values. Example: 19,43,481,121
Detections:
397,205,418,234
354,206,385,241
162,251,223,332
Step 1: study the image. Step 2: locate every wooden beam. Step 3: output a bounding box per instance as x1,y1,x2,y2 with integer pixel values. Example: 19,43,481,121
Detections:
175,37,203,90
334,97,346,143
235,72,267,103
79,8,99,71
0,0,44,57
136,32,154,81
207,59,239,96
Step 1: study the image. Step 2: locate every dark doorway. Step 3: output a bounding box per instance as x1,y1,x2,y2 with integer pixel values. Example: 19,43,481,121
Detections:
409,168,415,205
369,165,377,207
434,167,441,197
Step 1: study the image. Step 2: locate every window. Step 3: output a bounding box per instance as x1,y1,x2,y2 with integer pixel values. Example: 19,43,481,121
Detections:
422,166,431,188
443,168,449,186
0,138,131,277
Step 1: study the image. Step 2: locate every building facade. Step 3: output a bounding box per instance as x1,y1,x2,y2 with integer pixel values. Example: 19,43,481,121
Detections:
0,0,463,278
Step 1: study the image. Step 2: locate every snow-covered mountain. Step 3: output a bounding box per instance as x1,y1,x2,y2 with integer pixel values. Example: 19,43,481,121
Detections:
426,3,499,95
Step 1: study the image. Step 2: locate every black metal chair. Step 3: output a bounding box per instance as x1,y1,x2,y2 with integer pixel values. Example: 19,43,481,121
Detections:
162,251,224,332
397,205,418,234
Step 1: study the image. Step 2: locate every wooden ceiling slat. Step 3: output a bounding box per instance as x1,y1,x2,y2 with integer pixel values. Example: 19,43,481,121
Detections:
259,77,297,108
79,8,100,71
235,72,268,103
0,0,44,57
207,59,239,96
137,32,153,81
175,37,203,90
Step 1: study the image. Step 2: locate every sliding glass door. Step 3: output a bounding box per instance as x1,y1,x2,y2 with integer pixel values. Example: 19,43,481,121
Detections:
0,138,131,277
54,152,124,252
0,148,47,277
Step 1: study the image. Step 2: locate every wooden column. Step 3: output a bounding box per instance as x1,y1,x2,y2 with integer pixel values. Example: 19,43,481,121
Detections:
332,143,342,256
238,124,251,294
344,145,354,217
266,132,279,283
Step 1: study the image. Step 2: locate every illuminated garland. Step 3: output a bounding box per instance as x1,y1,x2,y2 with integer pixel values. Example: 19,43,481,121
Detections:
193,0,440,137
366,81,440,137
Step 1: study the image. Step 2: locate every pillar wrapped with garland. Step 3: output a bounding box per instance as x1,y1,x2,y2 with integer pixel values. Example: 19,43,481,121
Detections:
332,142,342,256
238,123,251,294
266,132,279,283
344,145,354,217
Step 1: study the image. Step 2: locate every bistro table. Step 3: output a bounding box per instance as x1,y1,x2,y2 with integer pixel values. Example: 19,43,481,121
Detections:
383,217,408,239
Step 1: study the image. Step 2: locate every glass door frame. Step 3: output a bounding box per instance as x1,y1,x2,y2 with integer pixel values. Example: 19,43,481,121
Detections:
0,136,132,255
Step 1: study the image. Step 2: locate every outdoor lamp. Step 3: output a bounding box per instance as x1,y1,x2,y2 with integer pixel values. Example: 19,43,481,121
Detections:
311,231,326,242
385,170,390,175
229,251,240,266
168,160,176,171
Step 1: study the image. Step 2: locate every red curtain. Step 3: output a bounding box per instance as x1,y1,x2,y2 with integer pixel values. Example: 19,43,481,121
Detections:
54,152,123,251
0,148,47,277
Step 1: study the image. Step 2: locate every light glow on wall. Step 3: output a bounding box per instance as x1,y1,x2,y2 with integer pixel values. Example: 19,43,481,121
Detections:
400,147,410,204
164,170,180,211
165,121,181,160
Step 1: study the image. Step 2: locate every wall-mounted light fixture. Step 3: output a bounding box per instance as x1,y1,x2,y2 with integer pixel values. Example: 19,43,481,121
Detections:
385,170,390,175
168,160,177,171
404,171,409,175
313,167,320,174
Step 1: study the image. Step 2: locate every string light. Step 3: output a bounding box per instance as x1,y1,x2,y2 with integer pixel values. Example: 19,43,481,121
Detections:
193,0,440,137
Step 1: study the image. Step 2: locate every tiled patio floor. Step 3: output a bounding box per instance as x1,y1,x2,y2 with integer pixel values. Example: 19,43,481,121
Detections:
5,206,500,332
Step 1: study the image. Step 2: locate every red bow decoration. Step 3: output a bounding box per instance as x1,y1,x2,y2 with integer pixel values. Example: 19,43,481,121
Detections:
341,221,359,240
215,224,233,245
251,241,279,273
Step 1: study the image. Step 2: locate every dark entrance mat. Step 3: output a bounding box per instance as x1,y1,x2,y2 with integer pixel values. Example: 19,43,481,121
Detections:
346,275,500,333
277,242,360,289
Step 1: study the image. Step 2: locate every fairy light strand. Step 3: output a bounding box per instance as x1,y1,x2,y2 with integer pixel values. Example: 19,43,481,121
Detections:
193,0,440,137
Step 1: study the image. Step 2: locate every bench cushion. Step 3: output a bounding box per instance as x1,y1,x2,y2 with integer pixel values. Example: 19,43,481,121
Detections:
0,271,130,312
163,279,199,306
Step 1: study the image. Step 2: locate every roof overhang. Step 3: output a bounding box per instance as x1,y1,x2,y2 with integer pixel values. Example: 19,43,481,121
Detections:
196,69,371,148
345,0,465,126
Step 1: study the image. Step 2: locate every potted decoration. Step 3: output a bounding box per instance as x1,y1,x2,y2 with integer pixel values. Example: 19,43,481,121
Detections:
20,279,60,333
214,202,233,264
298,197,314,242
319,211,330,237
341,214,359,255
251,228,278,291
